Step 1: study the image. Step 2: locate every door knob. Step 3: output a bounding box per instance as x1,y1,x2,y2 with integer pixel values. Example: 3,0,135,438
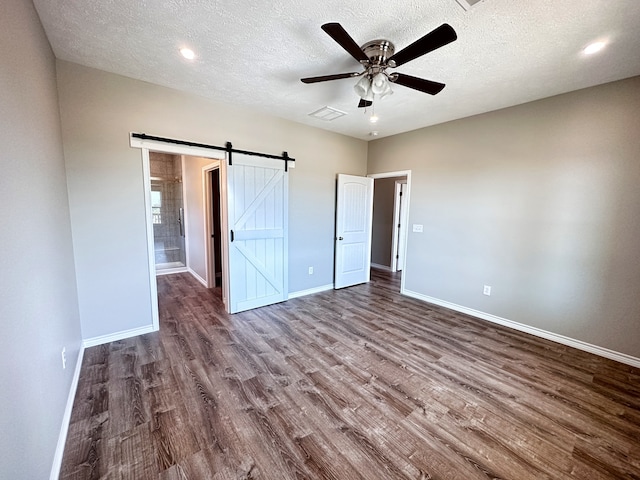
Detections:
338,236,344,240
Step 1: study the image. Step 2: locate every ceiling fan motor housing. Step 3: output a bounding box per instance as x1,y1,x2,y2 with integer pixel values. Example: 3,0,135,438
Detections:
361,40,395,66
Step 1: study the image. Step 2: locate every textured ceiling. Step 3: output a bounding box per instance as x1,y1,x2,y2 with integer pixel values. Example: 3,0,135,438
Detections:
33,0,640,140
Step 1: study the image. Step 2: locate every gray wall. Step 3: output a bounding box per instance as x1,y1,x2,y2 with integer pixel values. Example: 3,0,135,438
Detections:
0,0,82,478
56,60,368,339
368,76,640,358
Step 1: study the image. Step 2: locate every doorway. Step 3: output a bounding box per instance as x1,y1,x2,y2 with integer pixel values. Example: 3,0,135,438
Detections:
371,175,409,272
131,137,227,328
149,152,186,274
204,166,223,291
369,170,411,293
333,170,411,293
132,134,292,321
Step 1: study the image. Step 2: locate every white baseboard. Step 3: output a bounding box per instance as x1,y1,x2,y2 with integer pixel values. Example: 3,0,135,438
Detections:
371,263,393,272
50,344,85,480
188,268,208,287
82,324,157,348
403,289,640,369
155,267,188,276
288,283,334,299
54,325,158,476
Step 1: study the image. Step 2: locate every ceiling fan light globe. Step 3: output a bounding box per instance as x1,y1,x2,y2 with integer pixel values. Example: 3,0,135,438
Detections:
363,88,374,102
354,76,371,99
379,87,393,99
371,72,390,95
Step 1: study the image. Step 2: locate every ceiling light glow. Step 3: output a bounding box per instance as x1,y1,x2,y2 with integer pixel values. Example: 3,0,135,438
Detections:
583,41,606,55
369,114,379,124
180,48,196,60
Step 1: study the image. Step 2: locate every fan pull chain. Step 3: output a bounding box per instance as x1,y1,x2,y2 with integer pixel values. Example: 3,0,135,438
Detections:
369,101,379,124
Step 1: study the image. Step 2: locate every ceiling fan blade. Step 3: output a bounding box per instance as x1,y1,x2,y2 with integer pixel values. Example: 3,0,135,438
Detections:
391,73,446,95
387,24,457,67
321,23,369,63
301,72,360,83
358,99,373,108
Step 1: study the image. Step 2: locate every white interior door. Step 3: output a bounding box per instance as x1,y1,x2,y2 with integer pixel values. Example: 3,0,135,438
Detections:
227,153,288,313
334,174,374,289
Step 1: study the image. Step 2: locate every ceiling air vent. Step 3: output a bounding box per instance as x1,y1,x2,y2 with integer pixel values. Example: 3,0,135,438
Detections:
455,0,484,11
308,106,347,121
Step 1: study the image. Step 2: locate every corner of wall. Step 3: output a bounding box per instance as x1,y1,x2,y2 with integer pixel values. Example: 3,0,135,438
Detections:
49,345,85,480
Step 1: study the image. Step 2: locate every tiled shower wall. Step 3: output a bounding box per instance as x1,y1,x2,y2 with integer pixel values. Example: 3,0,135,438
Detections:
150,153,185,266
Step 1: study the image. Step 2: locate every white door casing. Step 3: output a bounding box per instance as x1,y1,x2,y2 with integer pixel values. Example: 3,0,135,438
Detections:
202,162,221,288
334,174,374,289
392,181,408,272
227,153,288,313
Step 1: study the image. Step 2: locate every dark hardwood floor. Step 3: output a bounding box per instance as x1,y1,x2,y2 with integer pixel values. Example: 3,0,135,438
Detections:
60,270,640,479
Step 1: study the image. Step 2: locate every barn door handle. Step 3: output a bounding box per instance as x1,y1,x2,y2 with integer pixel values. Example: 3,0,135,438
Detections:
230,230,234,242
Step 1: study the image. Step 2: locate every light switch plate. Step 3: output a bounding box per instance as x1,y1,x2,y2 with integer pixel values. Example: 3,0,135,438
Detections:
412,224,424,233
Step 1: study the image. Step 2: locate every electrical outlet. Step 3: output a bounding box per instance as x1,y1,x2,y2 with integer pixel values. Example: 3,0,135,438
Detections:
483,285,492,296
308,266,314,275
412,224,424,233
61,347,67,369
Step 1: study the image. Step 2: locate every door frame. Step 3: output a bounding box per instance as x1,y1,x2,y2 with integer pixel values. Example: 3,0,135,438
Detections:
130,136,229,328
202,162,221,290
367,170,411,293
391,180,408,272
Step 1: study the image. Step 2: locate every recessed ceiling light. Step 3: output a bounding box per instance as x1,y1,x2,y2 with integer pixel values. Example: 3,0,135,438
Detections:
369,114,379,124
180,48,196,60
583,41,606,55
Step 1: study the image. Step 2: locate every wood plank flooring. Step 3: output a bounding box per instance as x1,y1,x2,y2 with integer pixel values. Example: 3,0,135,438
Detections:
60,270,640,479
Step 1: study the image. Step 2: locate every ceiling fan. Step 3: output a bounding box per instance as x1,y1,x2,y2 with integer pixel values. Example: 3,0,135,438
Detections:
301,22,457,108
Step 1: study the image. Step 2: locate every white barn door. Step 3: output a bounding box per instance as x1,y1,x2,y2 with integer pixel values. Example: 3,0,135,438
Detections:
334,174,374,289
227,153,288,313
